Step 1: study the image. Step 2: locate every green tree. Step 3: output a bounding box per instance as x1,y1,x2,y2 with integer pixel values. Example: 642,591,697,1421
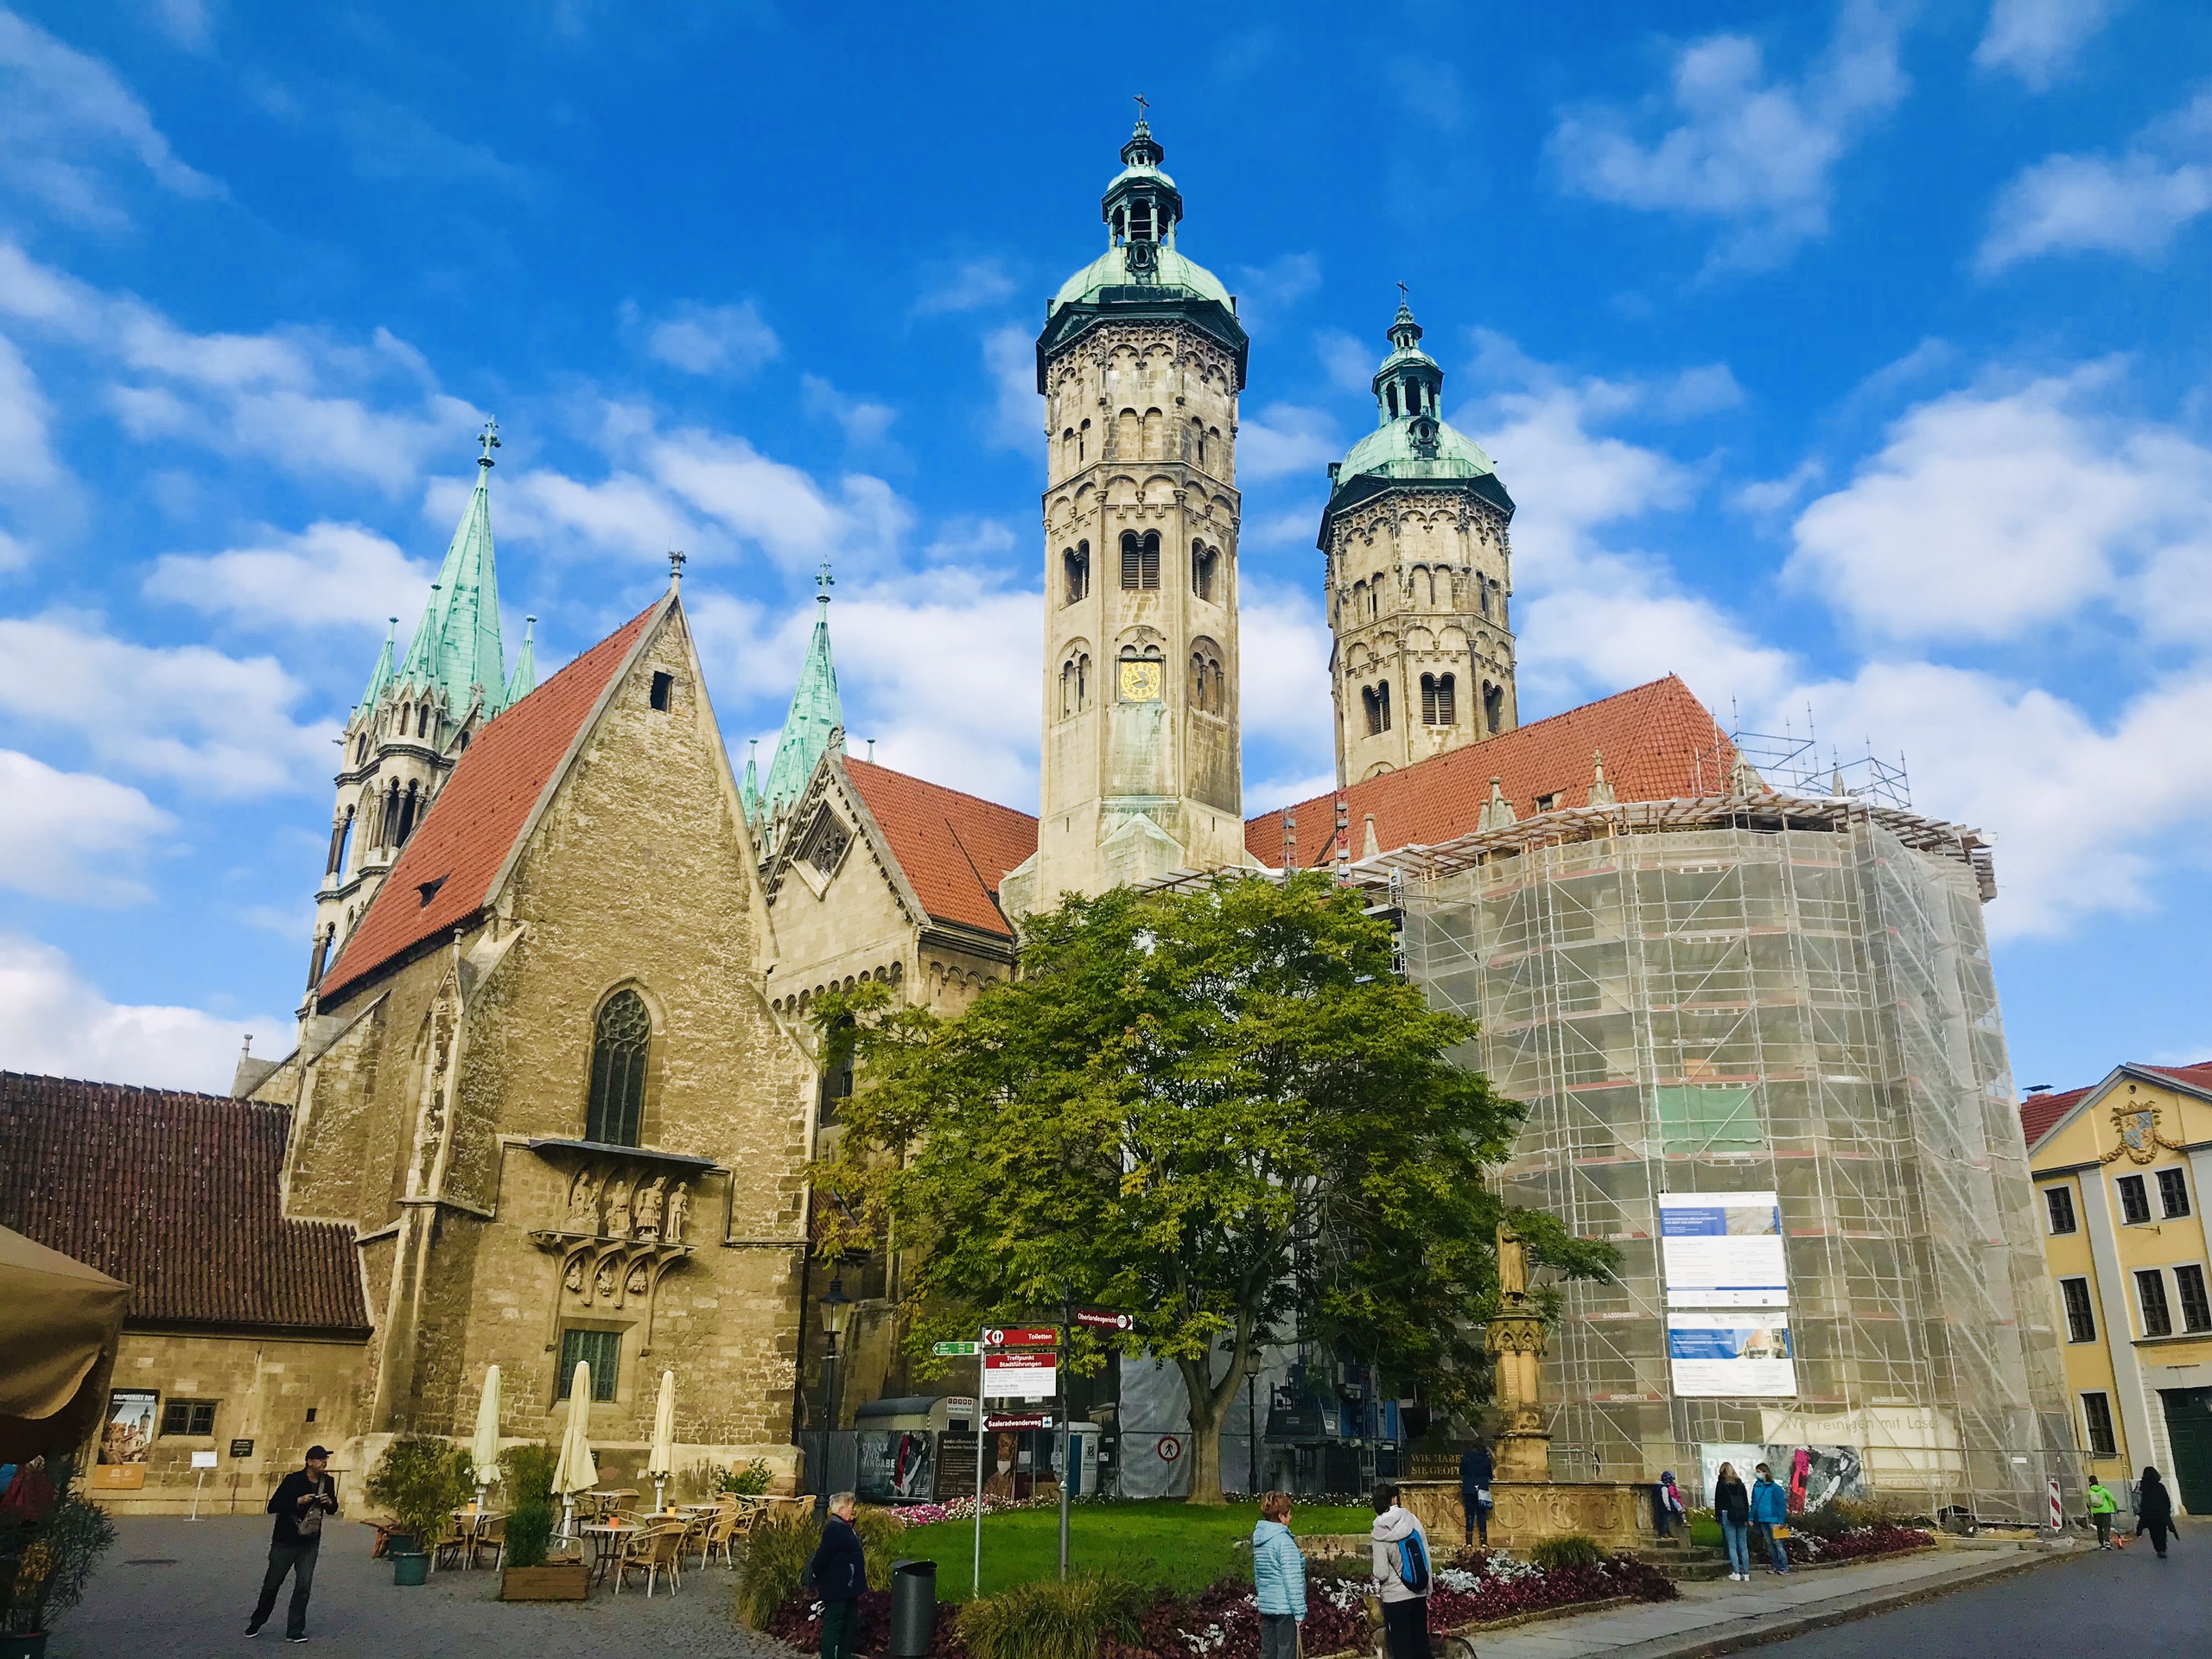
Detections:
811,872,1614,1503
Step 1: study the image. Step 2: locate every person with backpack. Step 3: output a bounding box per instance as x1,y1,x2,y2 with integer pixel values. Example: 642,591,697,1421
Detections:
1458,1440,1494,1547
1750,1462,1792,1574
2086,1477,2119,1548
1653,1471,1687,1540
1251,1491,1307,1659
1370,1482,1433,1659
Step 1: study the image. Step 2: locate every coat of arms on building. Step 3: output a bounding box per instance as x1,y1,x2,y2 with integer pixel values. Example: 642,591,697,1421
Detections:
2101,1103,2181,1166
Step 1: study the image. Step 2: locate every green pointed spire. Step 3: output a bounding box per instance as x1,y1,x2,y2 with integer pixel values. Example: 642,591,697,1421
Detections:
760,559,844,824
396,421,508,717
354,616,398,722
505,614,537,705
741,738,763,826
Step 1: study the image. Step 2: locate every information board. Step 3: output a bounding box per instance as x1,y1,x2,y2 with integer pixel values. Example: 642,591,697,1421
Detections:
1667,1312,1798,1397
1658,1191,1789,1307
982,1351,1057,1399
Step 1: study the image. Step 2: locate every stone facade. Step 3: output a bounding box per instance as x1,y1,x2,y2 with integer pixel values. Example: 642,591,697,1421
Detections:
254,593,817,1509
1396,1480,1656,1551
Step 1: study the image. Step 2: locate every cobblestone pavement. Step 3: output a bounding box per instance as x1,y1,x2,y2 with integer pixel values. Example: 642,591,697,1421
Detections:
1474,1541,2075,1659
52,1517,798,1659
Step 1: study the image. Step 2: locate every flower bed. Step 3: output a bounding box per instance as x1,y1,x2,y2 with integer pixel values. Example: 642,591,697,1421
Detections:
1783,1522,1934,1565
766,1549,1676,1658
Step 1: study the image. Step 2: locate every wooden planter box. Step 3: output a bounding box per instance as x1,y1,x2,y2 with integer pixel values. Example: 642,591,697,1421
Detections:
500,1563,589,1602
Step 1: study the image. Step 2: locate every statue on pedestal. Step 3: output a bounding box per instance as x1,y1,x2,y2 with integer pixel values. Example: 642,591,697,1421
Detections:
1485,1222,1553,1483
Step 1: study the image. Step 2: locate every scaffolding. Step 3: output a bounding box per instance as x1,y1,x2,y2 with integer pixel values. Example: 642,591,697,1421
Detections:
1389,795,2077,1523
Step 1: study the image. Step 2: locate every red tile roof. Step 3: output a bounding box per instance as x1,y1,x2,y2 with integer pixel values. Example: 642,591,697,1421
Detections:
1243,675,1735,868
321,601,661,1004
0,1072,369,1334
845,758,1039,938
2017,1061,2212,1152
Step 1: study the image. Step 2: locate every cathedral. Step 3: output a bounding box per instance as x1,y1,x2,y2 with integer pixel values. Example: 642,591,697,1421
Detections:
8,116,1891,1510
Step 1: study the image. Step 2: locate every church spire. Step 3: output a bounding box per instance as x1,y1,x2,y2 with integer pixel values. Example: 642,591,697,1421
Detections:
759,559,845,834
396,420,508,719
505,615,537,706
741,738,763,827
355,617,398,721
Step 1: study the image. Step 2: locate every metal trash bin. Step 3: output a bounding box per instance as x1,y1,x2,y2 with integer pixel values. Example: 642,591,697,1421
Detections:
888,1557,937,1658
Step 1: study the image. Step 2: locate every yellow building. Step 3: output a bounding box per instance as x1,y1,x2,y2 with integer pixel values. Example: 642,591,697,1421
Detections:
2024,1062,2212,1516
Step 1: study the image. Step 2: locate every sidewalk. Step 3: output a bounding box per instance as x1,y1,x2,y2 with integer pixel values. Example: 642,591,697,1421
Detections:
1471,1541,2074,1659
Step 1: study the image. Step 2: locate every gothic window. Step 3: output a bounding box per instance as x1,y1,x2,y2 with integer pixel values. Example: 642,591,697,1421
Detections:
416,704,431,739
1191,541,1218,601
650,671,674,711
1188,646,1225,715
396,780,420,845
457,731,468,753
795,805,852,878
1063,544,1090,605
1363,683,1392,735
1484,680,1504,735
586,988,652,1147
1120,531,1160,590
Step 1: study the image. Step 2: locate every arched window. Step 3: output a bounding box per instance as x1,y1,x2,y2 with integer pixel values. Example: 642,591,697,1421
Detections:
1369,580,1381,619
416,704,431,739
1376,681,1391,731
1480,577,1492,616
1191,541,1217,601
1116,408,1139,455
1436,672,1456,726
1120,531,1160,590
1363,683,1393,735
586,988,652,1146
1195,423,1208,468
396,779,420,844
1387,385,1399,418
1484,680,1504,734
1059,652,1091,718
327,805,354,877
1077,418,1090,463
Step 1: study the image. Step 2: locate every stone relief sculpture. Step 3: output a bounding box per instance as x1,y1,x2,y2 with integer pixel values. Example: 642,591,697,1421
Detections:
625,1261,650,1298
634,1176,665,1243
594,1258,619,1300
606,1177,632,1238
665,1182,689,1243
564,1256,585,1294
565,1167,601,1233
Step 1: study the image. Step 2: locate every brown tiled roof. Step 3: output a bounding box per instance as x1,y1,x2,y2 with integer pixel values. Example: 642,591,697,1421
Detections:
2021,1061,2212,1152
321,601,661,1004
0,1072,369,1334
845,758,1039,939
2018,1086,2091,1151
1243,675,1736,868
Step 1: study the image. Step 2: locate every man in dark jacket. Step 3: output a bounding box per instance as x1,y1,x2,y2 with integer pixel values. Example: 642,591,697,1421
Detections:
804,1491,868,1659
1458,1440,1494,1546
248,1446,338,1641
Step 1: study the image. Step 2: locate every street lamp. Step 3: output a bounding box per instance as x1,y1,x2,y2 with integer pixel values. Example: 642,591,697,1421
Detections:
821,1274,853,1426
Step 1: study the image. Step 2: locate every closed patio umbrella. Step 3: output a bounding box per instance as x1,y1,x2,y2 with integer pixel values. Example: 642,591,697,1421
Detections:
551,1362,597,1539
648,1370,676,1513
470,1364,502,1509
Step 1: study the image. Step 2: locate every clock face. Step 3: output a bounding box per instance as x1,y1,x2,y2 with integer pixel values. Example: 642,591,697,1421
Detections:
1119,659,1163,702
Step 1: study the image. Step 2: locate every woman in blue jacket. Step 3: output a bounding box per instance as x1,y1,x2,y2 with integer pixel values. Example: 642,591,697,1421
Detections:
1750,1464,1791,1574
1252,1491,1307,1659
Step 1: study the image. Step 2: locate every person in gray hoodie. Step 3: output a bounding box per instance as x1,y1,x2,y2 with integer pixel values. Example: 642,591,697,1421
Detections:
1251,1491,1307,1659
1370,1482,1433,1659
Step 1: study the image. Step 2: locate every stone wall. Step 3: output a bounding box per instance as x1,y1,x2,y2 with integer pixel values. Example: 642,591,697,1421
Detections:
1395,1480,1655,1551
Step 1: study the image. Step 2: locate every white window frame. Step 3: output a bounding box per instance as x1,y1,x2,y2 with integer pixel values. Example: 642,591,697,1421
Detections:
2156,1165,2191,1220
2079,1391,2119,1459
2113,1172,2153,1227
2132,1262,2198,1339
2043,1183,2078,1236
2058,1274,2097,1344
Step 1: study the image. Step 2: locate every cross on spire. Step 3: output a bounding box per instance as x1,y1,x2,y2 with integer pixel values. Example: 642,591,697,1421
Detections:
478,417,501,467
816,556,835,604
1396,280,1410,306
1133,92,1149,125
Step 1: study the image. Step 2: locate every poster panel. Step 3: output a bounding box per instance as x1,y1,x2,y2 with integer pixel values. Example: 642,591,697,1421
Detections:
1658,1192,1789,1307
101,1390,159,1465
1764,1444,1867,1510
1698,1442,1765,1506
982,1352,1057,1399
1667,1312,1797,1397
855,1429,937,1503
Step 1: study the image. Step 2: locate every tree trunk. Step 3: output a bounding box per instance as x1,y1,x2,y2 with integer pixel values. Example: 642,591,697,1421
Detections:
1179,1357,1227,1505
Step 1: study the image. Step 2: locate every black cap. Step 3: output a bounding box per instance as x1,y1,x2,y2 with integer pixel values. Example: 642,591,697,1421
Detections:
305,1446,332,1460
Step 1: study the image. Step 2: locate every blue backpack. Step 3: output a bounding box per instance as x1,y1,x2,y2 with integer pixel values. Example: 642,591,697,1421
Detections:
1397,1529,1431,1594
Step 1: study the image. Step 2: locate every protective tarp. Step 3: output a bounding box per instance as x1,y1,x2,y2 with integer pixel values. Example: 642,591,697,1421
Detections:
0,1225,128,1421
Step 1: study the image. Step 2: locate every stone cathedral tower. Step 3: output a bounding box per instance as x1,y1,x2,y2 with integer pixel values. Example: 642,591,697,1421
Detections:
1001,117,1253,913
1322,301,1518,785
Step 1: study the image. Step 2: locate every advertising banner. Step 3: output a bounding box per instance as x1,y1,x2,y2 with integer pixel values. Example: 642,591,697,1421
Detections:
100,1389,158,1464
856,1429,938,1503
982,1351,1058,1399
1658,1191,1789,1307
1667,1311,1797,1397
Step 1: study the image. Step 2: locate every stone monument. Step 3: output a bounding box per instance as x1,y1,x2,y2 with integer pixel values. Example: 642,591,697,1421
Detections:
1485,1222,1553,1482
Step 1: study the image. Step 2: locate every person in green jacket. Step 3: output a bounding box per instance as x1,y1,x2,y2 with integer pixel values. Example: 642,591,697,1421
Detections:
2086,1478,2119,1548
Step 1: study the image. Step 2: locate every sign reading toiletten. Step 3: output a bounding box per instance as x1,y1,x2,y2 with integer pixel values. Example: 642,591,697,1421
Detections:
1658,1191,1789,1307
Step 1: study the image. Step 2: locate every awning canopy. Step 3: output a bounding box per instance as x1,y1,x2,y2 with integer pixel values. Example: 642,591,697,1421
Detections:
1,1224,130,1456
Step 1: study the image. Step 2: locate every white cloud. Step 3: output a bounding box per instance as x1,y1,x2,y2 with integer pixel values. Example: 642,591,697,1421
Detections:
983,324,1041,451
1656,363,1745,419
638,299,781,378
145,521,430,631
0,332,59,486
1239,403,1340,483
446,463,708,568
1548,0,1907,268
1732,457,1825,517
0,932,284,1092
0,612,334,793
1230,253,1321,332
1238,580,1335,757
1974,0,2122,91
803,373,899,450
1786,365,2212,642
0,6,219,226
912,258,1017,317
1314,327,1375,396
1979,92,2212,270
0,750,171,903
142,0,214,53
647,427,911,576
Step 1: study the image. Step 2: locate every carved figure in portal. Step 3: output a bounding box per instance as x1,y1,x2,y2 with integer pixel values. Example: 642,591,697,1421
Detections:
666,1182,690,1244
626,1261,650,1298
563,1256,586,1294
565,1167,601,1233
594,1258,618,1301
606,1177,632,1237
635,1176,665,1243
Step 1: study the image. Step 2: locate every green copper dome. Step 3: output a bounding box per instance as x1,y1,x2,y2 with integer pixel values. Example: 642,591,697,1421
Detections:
1048,243,1235,315
1323,300,1513,532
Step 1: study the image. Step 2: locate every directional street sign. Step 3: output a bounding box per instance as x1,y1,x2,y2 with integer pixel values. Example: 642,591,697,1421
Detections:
1074,1309,1135,1332
985,1412,1055,1432
982,1326,1058,1348
932,1341,981,1356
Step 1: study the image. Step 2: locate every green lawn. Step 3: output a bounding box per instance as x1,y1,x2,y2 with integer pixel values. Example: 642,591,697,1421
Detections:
892,1500,1376,1601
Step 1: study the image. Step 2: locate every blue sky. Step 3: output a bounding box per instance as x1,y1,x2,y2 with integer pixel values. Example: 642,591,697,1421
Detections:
1,1,2207,1095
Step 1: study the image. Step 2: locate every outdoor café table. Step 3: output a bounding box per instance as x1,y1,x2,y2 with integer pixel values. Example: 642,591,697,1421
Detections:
582,1520,640,1587
451,1508,493,1569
